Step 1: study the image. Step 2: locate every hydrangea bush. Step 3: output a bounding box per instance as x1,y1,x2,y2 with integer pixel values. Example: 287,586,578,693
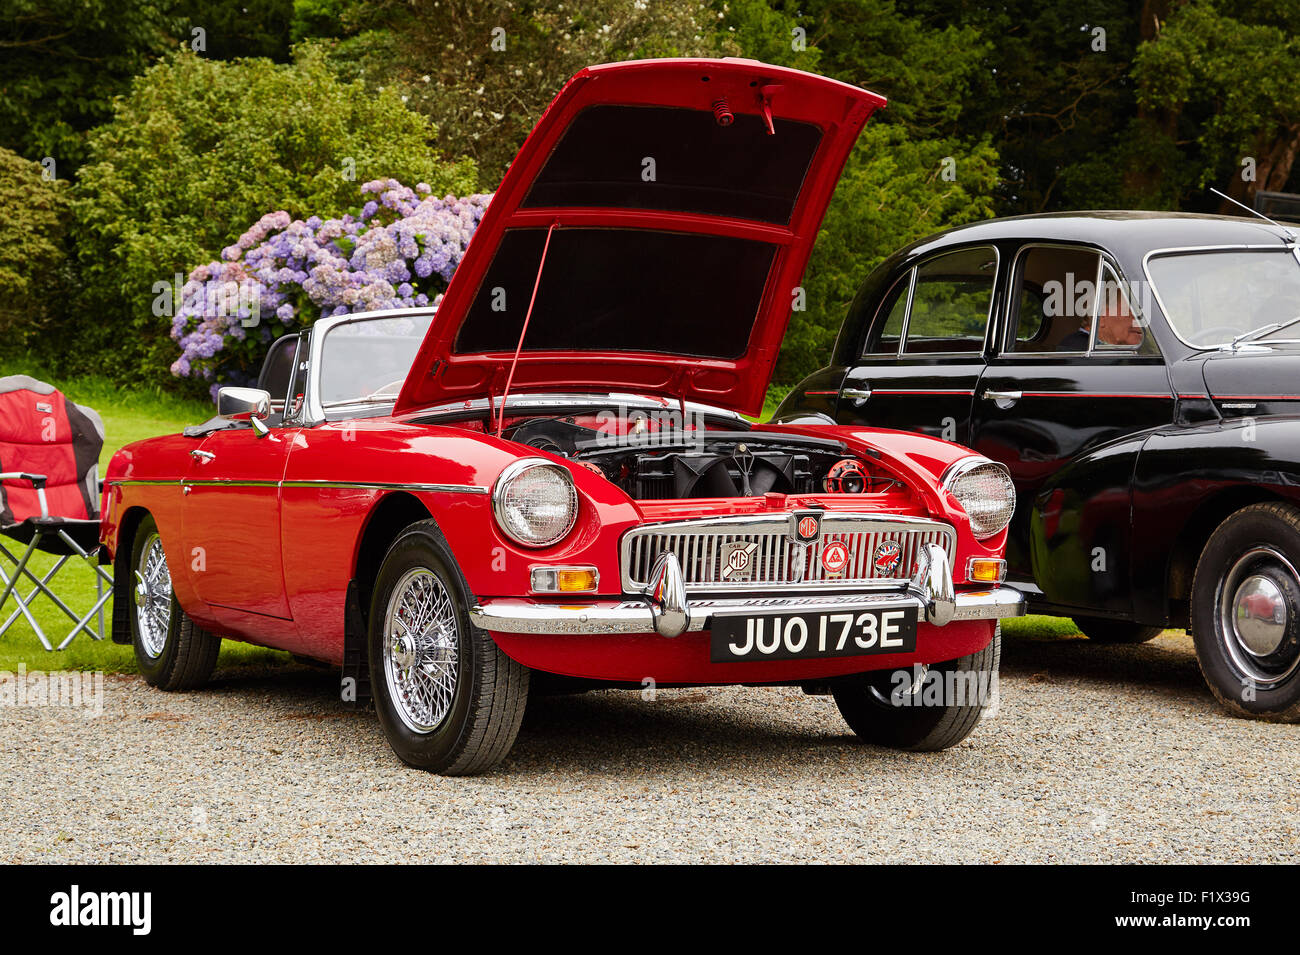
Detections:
170,179,491,394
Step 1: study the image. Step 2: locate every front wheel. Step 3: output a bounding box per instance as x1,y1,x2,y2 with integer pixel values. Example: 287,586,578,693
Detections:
1191,503,1300,721
128,514,221,690
832,624,1002,751
368,520,529,775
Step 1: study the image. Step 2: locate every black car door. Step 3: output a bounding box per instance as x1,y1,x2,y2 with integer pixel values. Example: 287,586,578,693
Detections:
836,245,999,444
969,244,1175,610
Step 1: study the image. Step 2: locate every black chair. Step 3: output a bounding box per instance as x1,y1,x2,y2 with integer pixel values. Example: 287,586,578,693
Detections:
0,375,114,650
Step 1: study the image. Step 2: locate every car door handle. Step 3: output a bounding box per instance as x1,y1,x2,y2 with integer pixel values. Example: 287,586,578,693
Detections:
842,387,872,406
982,389,1022,405
189,449,215,463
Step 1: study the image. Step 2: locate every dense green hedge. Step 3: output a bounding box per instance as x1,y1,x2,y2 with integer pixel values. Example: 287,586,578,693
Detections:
0,148,71,350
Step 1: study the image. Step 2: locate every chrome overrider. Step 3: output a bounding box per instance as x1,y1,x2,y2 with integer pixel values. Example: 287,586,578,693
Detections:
469,543,1023,638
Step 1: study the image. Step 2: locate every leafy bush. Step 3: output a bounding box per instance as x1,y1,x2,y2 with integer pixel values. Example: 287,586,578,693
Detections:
0,148,71,349
66,47,476,391
172,180,488,391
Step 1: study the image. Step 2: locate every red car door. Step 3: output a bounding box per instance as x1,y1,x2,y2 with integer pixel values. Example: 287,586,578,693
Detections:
181,426,296,620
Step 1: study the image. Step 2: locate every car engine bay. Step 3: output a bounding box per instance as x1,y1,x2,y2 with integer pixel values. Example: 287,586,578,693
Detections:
499,413,898,501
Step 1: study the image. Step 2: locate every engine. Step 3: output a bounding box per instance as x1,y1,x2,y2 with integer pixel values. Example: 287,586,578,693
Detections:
503,415,895,501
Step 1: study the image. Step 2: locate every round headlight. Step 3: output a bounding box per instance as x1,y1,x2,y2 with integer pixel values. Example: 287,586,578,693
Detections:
492,459,578,548
943,458,1015,539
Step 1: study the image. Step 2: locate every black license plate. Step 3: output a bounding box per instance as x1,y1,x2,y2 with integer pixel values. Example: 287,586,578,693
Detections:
710,607,918,663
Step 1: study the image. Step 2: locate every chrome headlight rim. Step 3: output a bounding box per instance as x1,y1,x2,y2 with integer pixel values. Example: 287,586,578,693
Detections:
941,456,1015,540
492,457,579,549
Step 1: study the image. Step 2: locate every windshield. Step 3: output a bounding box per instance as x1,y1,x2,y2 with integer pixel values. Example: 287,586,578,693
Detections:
319,312,434,407
1147,248,1300,348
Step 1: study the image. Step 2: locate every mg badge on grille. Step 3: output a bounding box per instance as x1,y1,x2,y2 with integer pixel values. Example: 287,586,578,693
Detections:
821,540,850,577
790,510,822,544
720,541,758,581
873,540,902,575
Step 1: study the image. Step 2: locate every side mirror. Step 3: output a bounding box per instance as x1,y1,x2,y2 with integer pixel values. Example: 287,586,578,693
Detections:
217,386,272,436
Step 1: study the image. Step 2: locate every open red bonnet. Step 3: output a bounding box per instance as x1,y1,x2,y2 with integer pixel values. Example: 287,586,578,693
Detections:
392,58,885,418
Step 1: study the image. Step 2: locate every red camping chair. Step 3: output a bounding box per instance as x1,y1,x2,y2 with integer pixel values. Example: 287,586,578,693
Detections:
0,375,114,650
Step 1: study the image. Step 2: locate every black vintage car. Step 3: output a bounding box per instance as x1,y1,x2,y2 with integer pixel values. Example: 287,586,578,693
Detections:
780,211,1300,720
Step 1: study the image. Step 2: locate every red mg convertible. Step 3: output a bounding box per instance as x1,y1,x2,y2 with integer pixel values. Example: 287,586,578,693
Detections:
101,59,1023,774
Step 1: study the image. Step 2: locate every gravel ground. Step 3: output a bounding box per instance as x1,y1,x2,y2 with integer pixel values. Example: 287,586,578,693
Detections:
2,629,1297,864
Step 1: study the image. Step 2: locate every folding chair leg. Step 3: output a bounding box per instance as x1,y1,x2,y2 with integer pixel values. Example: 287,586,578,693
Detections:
12,555,82,623
56,586,114,651
0,531,117,650
0,561,53,651
0,536,39,610
56,530,114,643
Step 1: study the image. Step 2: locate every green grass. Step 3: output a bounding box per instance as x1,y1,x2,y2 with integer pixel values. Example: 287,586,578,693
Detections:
0,364,286,672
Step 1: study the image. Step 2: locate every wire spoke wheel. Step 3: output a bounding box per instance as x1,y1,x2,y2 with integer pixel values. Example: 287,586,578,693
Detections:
382,567,460,733
134,533,172,659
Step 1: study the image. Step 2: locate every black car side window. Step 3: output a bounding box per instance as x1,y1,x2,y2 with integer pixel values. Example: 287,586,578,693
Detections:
1007,246,1149,354
865,272,911,354
901,247,997,354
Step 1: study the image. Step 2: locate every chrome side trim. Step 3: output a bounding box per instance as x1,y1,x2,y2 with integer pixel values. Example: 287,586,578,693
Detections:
107,478,489,494
281,480,490,495
469,586,1025,635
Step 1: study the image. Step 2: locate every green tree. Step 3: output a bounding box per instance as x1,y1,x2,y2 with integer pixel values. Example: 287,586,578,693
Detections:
899,0,1141,213
0,148,71,349
0,0,184,171
64,48,476,385
1131,0,1300,211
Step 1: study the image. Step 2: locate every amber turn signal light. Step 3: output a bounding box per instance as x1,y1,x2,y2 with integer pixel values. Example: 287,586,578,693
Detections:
531,566,599,594
966,558,1007,584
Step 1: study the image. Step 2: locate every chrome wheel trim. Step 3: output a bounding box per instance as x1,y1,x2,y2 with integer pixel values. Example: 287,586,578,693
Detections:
382,567,460,733
134,533,172,659
1216,546,1300,687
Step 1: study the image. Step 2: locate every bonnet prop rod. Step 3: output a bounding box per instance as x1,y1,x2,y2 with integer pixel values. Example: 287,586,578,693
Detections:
496,220,558,438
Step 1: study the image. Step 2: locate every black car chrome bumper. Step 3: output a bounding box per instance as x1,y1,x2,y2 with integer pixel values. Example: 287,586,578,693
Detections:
471,545,1025,637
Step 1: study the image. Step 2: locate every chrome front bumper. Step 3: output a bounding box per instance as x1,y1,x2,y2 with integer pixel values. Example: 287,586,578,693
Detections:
471,545,1025,637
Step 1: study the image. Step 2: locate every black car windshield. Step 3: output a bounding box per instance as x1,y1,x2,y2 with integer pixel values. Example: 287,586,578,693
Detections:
1147,248,1300,348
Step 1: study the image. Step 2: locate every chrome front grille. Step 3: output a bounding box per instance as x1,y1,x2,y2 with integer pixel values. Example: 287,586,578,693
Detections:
620,513,956,594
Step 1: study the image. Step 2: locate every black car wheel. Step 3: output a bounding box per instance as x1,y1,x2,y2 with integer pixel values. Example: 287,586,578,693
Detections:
128,514,221,690
1191,503,1300,722
1072,615,1163,644
368,519,529,774
832,624,1001,751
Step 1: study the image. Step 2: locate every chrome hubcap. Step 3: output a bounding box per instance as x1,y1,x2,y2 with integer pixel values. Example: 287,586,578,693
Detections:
382,568,459,733
134,534,172,659
1232,575,1287,656
1218,547,1299,687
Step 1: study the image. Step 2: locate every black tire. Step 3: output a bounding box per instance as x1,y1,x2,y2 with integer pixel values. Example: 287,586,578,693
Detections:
368,519,529,775
832,624,1002,751
1072,615,1163,645
1191,502,1300,722
128,514,221,690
